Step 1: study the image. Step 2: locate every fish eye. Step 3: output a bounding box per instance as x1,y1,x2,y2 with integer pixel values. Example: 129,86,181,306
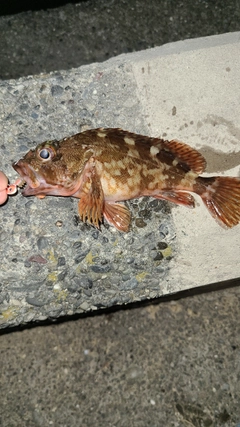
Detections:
39,149,50,159
37,146,55,161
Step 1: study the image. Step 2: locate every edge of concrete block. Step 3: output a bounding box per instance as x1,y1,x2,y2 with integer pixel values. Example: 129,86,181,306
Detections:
104,31,240,65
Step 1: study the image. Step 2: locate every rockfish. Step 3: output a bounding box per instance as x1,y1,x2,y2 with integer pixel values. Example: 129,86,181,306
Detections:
13,128,240,231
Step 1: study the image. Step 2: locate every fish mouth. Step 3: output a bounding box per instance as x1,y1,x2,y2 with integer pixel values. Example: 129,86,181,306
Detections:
12,160,46,196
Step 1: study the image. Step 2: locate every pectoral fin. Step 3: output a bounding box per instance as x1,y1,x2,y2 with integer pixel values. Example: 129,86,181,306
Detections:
78,168,104,228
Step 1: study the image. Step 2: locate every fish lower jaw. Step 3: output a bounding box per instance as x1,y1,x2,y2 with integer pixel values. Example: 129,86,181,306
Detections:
16,179,27,189
22,185,38,196
20,179,41,195
18,174,49,195
22,182,81,197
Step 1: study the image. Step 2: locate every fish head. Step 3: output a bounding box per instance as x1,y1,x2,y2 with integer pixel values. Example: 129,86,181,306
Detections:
12,139,87,197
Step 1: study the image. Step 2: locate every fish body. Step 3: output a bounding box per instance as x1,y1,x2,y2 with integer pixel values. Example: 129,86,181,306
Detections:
13,128,240,231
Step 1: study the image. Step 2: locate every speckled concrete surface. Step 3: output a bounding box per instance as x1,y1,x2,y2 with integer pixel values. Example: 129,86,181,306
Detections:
1,32,240,328
1,1,240,426
0,62,176,328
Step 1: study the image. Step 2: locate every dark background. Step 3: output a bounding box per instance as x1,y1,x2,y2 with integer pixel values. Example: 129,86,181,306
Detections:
0,0,82,15
1,0,240,80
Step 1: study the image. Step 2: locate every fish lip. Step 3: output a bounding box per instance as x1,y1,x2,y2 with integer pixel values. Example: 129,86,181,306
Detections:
12,160,41,195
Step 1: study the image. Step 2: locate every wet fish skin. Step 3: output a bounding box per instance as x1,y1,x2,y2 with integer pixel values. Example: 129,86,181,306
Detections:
13,128,240,231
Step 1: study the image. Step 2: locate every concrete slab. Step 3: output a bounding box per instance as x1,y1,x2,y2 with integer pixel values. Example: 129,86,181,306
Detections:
0,32,240,328
132,31,240,289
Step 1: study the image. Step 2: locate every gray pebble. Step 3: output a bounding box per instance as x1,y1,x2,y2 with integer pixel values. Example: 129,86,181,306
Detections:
51,85,64,96
121,278,138,290
126,257,134,264
157,241,168,250
122,274,131,281
101,236,109,244
0,231,8,242
0,292,10,304
73,276,92,289
135,218,147,228
78,301,90,311
91,230,99,239
68,231,81,240
91,265,110,273
149,199,159,208
139,209,152,220
24,260,32,268
37,236,49,250
25,200,34,208
74,250,89,263
73,241,82,251
57,257,66,266
159,223,169,238
19,103,28,111
58,270,68,281
26,296,46,307
83,289,92,297
153,252,163,261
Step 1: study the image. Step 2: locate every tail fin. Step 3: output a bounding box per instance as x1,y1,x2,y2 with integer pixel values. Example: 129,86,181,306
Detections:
197,176,240,228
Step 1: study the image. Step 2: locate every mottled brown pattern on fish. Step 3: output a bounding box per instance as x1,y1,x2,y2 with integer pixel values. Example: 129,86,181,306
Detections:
13,127,240,231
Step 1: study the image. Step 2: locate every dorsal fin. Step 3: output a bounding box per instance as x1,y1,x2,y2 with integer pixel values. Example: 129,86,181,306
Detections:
153,139,206,174
164,139,206,174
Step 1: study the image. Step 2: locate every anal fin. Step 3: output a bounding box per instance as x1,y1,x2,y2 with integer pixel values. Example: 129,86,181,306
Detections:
154,190,195,208
104,202,131,232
